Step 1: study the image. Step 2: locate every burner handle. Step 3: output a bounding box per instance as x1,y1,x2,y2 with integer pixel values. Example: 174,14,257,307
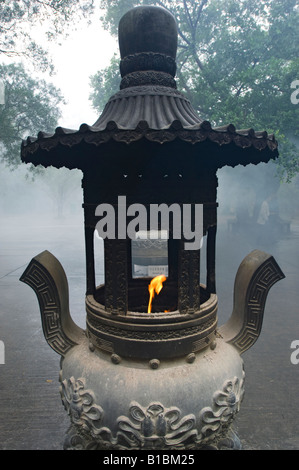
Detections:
219,249,285,354
20,250,85,357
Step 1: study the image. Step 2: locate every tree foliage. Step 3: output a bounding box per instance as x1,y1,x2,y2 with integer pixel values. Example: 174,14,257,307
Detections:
0,1,96,173
0,0,95,72
89,54,121,115
93,0,299,180
0,62,63,170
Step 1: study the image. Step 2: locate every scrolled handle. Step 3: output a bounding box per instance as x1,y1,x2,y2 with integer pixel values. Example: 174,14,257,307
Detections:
219,249,285,354
20,250,85,357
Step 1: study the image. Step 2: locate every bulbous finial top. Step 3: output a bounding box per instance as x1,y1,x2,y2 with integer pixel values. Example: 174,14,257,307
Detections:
118,6,178,59
118,6,178,88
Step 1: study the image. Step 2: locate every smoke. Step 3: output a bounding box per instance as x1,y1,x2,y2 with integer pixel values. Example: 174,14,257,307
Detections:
216,160,299,324
0,162,86,327
1,158,298,328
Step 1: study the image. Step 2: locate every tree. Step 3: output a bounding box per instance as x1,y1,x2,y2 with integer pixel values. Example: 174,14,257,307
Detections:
0,62,63,170
0,1,96,171
35,166,83,218
0,1,97,210
0,0,95,73
92,0,299,181
89,54,121,115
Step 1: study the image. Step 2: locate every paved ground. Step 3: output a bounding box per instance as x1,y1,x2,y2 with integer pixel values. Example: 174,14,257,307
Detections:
0,211,298,450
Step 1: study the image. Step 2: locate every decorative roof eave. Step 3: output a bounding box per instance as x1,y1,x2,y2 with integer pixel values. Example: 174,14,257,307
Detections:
21,119,278,170
20,6,279,172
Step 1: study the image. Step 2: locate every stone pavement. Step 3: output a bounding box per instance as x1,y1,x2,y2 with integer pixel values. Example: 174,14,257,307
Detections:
0,212,298,450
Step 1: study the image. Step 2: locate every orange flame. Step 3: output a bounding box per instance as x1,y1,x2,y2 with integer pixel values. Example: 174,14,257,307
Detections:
147,275,167,313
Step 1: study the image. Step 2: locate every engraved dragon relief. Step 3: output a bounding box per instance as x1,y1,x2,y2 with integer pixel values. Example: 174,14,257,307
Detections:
60,372,245,450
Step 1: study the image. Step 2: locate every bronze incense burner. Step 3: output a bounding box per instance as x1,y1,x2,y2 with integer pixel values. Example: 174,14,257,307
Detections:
20,6,284,450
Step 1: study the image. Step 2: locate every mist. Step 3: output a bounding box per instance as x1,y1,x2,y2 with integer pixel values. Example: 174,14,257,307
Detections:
1,145,299,449
1,157,297,327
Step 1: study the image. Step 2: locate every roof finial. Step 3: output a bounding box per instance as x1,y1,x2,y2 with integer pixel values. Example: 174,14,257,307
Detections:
118,6,178,89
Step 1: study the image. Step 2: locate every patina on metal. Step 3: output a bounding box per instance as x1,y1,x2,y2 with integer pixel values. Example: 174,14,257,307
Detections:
20,6,284,450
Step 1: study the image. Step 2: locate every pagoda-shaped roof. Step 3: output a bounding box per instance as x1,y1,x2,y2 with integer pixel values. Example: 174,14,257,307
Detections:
21,5,278,170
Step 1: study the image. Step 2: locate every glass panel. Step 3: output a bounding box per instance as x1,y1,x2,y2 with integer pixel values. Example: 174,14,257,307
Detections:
131,230,168,278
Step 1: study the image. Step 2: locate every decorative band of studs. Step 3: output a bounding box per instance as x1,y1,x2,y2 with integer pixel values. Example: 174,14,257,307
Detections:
120,52,177,78
120,71,177,89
